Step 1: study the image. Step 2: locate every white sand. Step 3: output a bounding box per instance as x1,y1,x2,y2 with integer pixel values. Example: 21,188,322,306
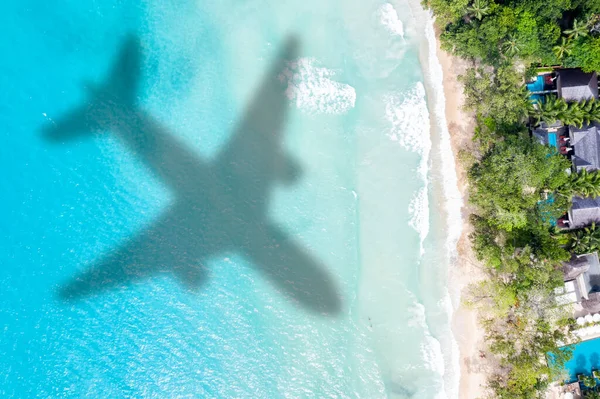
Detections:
434,29,490,399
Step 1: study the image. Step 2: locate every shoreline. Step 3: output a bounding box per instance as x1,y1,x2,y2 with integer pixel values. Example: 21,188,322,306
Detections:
432,27,489,399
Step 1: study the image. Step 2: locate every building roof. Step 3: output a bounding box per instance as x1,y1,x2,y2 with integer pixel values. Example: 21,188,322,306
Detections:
569,196,600,228
563,255,591,280
583,252,600,293
570,123,600,172
562,253,600,303
557,69,598,101
532,128,549,145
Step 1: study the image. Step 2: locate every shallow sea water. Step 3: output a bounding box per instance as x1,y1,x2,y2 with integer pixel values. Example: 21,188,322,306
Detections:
0,0,461,397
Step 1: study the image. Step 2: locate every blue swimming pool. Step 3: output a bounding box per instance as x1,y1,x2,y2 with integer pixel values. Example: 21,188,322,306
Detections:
527,75,546,104
548,132,558,148
527,75,545,92
559,337,600,382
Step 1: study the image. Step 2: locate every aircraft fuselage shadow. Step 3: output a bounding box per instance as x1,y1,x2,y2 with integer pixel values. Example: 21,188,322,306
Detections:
43,34,342,315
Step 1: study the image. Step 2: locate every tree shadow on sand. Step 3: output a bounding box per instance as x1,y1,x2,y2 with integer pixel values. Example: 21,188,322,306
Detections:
42,34,341,315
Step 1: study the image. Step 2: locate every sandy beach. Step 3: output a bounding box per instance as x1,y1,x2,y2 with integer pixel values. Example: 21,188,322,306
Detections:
433,29,490,399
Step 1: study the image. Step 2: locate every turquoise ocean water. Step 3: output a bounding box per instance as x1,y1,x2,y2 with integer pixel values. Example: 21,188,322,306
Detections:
0,0,462,397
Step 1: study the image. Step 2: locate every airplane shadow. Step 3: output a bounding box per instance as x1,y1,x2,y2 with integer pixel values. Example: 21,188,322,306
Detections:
43,34,342,315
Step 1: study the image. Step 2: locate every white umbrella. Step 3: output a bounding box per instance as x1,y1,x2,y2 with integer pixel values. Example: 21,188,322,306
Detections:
593,313,600,322
578,317,586,325
586,314,594,323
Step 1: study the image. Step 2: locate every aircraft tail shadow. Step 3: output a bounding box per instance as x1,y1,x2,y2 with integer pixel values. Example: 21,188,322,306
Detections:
43,34,342,315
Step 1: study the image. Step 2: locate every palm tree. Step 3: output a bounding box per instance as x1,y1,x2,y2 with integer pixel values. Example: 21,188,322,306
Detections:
538,97,600,127
502,35,520,56
578,99,594,126
524,91,542,123
581,97,595,114
539,95,567,124
585,390,600,399
564,101,585,128
570,222,600,254
565,19,589,39
564,169,600,198
553,37,573,59
589,99,600,122
466,0,490,20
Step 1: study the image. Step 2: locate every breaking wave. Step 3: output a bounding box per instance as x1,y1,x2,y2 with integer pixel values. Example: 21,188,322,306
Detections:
378,3,405,38
424,15,463,258
384,82,431,176
406,295,449,399
415,10,464,399
385,82,432,250
408,188,430,255
279,58,356,114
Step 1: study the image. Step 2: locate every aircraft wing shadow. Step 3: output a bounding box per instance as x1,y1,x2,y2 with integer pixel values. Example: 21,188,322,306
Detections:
58,207,208,300
48,34,342,315
243,223,341,313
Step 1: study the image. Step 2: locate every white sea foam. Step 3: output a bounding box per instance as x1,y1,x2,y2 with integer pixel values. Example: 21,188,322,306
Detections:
438,291,461,394
407,297,449,399
279,58,356,114
378,3,404,38
384,82,431,177
424,16,463,258
408,188,429,255
385,82,432,251
416,10,464,399
408,301,445,375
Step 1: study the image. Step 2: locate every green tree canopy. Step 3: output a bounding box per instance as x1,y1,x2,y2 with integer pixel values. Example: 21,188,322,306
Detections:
553,37,574,59
569,223,600,254
423,0,593,396
460,66,529,125
469,139,571,231
584,389,600,399
566,37,600,72
466,0,490,20
564,18,590,39
558,169,600,199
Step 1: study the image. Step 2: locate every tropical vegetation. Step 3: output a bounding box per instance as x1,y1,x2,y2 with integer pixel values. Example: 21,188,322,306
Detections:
568,223,600,254
532,96,600,128
424,0,600,397
585,389,600,399
584,374,598,389
559,169,600,200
